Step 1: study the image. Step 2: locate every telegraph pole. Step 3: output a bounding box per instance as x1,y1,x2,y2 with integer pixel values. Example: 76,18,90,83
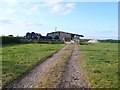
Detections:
55,27,57,32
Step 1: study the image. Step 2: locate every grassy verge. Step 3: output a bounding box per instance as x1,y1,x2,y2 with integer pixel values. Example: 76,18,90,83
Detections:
33,44,74,88
80,43,118,88
2,43,64,87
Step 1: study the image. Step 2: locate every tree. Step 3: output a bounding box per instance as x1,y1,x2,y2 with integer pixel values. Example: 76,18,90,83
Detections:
26,32,31,39
8,35,14,37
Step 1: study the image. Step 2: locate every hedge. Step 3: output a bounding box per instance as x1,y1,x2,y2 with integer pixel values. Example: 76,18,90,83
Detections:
1,36,21,44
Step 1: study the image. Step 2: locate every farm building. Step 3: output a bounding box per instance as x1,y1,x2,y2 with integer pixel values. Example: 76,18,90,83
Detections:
24,31,84,43
47,31,84,42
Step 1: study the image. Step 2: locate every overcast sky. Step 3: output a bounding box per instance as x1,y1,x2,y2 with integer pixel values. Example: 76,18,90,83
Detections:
0,0,118,39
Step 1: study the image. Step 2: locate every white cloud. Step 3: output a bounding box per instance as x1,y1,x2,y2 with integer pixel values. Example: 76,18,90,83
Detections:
45,0,76,15
24,2,33,6
65,3,75,9
50,3,64,13
0,1,75,17
25,5,42,14
45,0,63,6
5,8,14,14
2,0,17,3
16,20,30,25
30,5,40,13
16,20,43,26
0,19,43,26
50,3,76,15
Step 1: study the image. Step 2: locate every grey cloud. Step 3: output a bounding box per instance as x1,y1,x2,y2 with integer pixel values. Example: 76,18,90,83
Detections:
0,19,12,24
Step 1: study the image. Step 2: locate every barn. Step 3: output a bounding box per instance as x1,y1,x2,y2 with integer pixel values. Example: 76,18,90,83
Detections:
47,31,84,42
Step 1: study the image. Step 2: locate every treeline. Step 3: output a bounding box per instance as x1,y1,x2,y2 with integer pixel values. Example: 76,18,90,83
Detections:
1,35,119,44
1,35,63,44
98,39,119,43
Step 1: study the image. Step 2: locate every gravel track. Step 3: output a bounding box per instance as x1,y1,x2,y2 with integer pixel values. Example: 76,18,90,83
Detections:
60,44,89,88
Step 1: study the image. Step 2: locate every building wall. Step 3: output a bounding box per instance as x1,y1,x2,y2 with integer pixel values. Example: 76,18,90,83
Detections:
47,31,82,42
47,32,72,41
47,32,59,39
59,32,71,41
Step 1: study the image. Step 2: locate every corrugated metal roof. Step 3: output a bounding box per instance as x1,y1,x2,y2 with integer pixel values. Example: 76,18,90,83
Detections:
47,31,84,37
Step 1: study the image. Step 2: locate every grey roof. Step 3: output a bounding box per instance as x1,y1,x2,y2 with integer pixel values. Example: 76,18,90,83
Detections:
47,31,84,37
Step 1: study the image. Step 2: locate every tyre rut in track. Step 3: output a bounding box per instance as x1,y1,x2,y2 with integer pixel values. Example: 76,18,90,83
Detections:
60,44,89,88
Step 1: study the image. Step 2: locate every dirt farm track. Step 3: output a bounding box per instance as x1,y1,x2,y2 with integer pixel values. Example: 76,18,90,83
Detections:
5,43,90,89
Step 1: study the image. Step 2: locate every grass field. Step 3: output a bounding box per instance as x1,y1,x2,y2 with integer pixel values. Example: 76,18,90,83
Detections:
2,43,64,87
80,43,118,88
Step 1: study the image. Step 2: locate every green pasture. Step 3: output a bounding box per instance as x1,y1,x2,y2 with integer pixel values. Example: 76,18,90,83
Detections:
2,44,64,87
80,43,118,88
